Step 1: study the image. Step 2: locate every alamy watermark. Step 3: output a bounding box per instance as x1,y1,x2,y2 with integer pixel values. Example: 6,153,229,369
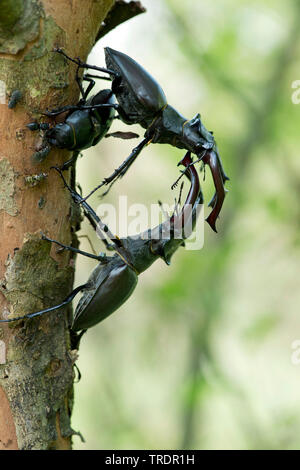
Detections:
291,340,300,365
94,196,204,250
0,80,6,104
291,80,300,104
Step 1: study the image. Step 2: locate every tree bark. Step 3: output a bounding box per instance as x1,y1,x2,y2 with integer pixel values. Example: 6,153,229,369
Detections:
0,0,115,450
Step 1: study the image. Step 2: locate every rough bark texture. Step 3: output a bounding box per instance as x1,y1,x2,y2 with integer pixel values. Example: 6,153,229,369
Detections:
0,0,115,450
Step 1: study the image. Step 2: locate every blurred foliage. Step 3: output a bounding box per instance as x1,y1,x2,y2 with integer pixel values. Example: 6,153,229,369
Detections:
72,0,300,449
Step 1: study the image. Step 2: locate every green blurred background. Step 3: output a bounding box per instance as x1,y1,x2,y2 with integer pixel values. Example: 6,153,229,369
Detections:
72,0,300,449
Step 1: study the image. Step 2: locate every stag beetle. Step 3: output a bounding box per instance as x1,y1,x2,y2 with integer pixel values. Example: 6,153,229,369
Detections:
29,48,228,232
27,49,122,165
0,153,202,348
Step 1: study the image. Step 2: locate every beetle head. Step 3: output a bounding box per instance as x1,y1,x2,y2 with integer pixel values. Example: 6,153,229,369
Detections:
182,113,215,155
46,123,73,148
151,237,184,266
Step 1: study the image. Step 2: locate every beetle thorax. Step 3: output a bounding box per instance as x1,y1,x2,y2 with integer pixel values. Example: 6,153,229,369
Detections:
119,236,158,274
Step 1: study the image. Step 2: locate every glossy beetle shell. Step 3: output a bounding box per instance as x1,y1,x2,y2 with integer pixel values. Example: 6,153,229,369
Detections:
46,110,93,149
105,47,167,124
46,89,115,151
72,258,138,331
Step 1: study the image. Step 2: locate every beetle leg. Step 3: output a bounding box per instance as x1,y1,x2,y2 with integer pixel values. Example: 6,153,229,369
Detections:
51,166,120,251
82,208,116,252
171,151,206,190
41,233,108,262
42,103,118,117
80,136,151,202
60,151,80,171
76,103,118,111
0,284,89,324
177,181,185,207
84,73,112,82
70,329,87,351
54,48,118,77
74,64,86,98
81,75,95,101
41,105,81,117
52,165,106,222
74,67,107,101
79,73,108,101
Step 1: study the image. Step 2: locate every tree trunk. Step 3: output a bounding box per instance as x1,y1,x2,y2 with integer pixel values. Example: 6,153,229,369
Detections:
0,0,114,450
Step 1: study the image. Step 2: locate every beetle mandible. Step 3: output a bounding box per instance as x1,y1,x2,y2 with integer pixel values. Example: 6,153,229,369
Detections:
0,152,202,348
29,47,228,232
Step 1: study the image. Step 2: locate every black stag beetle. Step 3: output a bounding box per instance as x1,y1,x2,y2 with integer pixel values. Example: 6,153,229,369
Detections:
28,47,228,232
0,152,202,348
27,62,117,166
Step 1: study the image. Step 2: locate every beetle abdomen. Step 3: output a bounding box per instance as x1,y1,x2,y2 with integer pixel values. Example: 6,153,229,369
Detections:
105,47,167,124
72,263,138,331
